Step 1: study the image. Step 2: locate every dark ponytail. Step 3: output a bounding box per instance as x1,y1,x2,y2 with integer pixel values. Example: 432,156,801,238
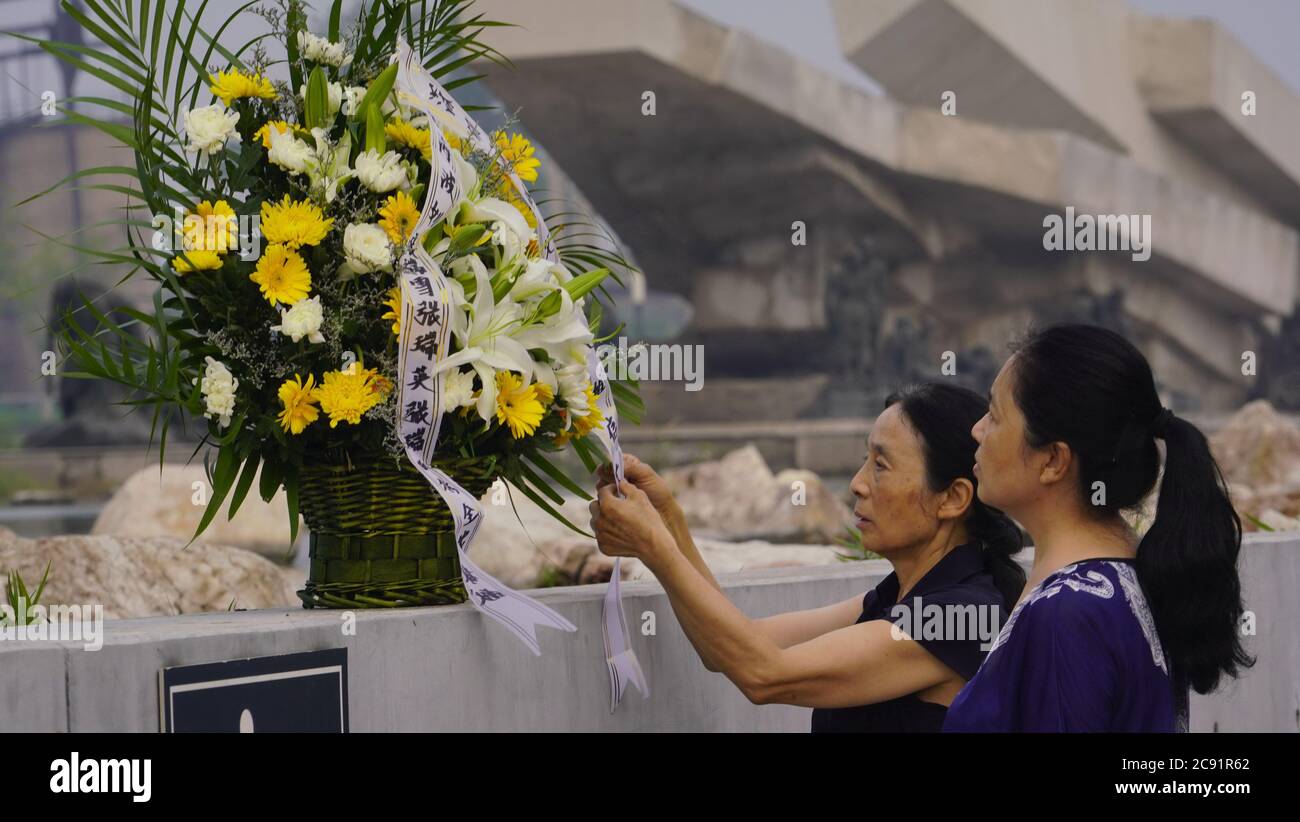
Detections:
1010,324,1253,694
885,383,1026,609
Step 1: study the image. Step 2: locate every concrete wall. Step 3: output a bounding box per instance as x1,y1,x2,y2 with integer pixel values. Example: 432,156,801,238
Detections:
1,534,1295,732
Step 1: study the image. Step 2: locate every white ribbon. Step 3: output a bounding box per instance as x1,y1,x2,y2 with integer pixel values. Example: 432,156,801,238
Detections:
586,348,649,710
391,41,647,707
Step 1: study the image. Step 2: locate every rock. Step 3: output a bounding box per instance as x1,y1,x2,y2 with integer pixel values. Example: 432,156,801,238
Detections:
1207,402,1300,531
1209,400,1300,488
659,445,852,543
0,532,299,619
92,465,300,562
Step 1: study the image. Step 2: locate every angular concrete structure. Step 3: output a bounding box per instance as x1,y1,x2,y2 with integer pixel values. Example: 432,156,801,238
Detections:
468,0,1299,412
1131,16,1300,224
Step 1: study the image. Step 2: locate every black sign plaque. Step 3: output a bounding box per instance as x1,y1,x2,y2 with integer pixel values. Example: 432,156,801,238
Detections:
159,648,348,733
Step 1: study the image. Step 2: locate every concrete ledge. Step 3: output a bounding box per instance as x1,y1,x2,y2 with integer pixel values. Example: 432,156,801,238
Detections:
1,536,1294,732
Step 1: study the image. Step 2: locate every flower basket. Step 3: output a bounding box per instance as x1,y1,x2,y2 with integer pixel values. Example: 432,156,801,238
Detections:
296,455,497,609
30,0,645,653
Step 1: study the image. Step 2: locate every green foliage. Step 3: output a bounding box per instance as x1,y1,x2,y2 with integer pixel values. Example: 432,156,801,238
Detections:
1,561,52,627
834,523,881,562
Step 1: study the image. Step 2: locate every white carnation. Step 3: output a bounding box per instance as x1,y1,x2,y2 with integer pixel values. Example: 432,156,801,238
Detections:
197,356,238,429
270,295,325,344
266,126,316,175
341,222,393,275
183,104,239,155
442,368,476,414
354,149,408,193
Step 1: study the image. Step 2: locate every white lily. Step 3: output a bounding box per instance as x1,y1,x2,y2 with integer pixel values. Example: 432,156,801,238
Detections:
463,197,531,249
514,292,594,366
429,254,536,423
509,258,570,302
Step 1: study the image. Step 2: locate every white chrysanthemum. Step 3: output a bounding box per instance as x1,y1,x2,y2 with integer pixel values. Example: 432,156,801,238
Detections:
354,149,408,193
266,126,316,175
198,356,238,428
442,368,477,414
270,295,325,344
297,31,349,67
556,362,592,418
183,104,239,155
340,222,393,275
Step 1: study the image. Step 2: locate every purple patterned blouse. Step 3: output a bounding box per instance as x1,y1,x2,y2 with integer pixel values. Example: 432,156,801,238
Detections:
943,558,1189,733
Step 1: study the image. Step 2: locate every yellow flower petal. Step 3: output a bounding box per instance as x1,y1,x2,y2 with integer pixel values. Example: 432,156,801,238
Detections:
250,244,311,306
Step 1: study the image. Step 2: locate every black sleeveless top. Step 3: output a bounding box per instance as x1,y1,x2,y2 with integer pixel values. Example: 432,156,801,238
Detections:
811,542,1008,733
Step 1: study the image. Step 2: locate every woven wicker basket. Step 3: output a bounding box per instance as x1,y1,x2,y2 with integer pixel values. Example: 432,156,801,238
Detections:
296,455,497,608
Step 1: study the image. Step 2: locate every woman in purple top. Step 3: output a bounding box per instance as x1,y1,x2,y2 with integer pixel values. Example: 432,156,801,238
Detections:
944,324,1253,732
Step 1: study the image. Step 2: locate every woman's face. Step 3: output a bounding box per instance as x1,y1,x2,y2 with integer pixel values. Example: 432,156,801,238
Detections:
849,404,944,557
971,356,1040,517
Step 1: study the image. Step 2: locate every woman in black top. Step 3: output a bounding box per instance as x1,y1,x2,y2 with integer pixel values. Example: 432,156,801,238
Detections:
590,383,1025,731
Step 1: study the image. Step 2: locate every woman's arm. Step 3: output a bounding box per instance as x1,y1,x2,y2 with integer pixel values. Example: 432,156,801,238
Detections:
597,456,863,656
654,536,956,706
751,594,868,651
592,484,958,707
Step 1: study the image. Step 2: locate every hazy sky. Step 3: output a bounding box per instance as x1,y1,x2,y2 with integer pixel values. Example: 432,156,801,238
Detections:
4,0,1299,118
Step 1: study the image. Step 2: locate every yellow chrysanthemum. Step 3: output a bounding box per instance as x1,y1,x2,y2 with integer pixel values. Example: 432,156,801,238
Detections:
260,195,333,249
382,287,402,336
250,244,311,306
572,385,605,437
254,120,292,149
209,69,277,107
182,199,237,254
495,371,544,439
172,249,223,273
533,381,554,405
494,131,540,182
378,191,420,245
315,364,386,427
385,118,433,161
276,374,320,434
